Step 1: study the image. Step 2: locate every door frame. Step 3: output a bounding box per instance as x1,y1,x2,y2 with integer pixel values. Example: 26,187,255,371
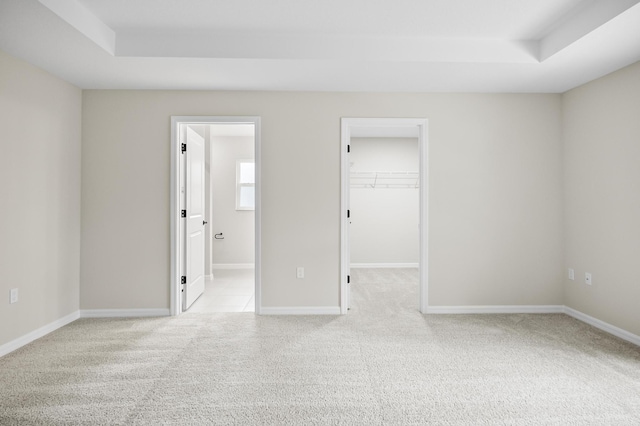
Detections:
170,116,262,316
340,117,428,314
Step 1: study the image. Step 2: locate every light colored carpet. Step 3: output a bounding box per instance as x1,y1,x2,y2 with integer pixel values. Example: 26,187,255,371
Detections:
1,268,640,425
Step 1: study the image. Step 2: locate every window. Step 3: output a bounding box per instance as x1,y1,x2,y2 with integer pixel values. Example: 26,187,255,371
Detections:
236,160,255,210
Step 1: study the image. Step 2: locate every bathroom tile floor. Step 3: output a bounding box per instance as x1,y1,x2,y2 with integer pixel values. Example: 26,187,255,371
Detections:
187,269,255,313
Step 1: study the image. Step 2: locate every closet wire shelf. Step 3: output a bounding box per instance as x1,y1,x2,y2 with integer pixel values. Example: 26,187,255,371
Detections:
350,171,419,189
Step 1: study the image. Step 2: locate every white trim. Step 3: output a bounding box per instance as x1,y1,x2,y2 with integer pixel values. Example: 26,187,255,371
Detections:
350,263,419,269
341,118,428,315
341,120,350,315
425,305,565,314
171,116,262,316
170,117,180,316
423,305,639,347
0,311,80,358
260,306,341,315
564,307,640,347
212,263,255,270
80,309,170,318
3,305,637,359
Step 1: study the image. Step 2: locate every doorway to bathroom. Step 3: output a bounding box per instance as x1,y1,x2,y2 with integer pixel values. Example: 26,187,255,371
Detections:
171,116,261,316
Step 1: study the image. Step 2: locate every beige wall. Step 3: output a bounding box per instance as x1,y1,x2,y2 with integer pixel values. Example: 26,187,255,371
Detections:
0,51,81,346
81,91,564,310
563,61,640,336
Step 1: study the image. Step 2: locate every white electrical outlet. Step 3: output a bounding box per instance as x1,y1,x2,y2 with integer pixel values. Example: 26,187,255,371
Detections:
296,267,304,279
10,288,18,304
568,268,575,280
585,272,592,285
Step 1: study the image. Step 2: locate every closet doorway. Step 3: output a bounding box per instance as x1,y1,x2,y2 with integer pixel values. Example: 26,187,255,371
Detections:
341,118,428,314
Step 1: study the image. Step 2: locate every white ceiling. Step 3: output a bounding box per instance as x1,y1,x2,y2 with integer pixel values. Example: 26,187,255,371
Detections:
1,0,639,93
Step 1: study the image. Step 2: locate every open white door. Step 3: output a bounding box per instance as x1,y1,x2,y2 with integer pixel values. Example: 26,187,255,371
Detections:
183,126,206,310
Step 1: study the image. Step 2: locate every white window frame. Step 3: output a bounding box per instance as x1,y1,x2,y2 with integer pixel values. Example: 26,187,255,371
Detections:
236,159,255,210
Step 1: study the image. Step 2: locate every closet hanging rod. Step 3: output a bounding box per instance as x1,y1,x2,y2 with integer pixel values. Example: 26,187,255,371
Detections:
351,171,418,176
350,171,419,189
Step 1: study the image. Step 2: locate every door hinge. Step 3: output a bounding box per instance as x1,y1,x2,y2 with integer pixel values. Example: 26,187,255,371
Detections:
347,275,350,284
181,276,186,285
181,210,186,218
181,143,186,154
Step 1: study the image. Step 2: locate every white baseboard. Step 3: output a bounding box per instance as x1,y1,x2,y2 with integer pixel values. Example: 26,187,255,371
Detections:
424,305,639,347
80,309,170,318
3,305,636,360
425,305,565,314
350,263,419,268
260,306,341,315
563,306,640,347
0,310,80,358
212,263,255,270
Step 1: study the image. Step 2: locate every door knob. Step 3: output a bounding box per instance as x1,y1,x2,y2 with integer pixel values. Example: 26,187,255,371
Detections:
203,220,208,225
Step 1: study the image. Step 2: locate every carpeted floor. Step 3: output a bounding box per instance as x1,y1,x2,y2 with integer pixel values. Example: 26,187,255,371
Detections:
1,268,640,425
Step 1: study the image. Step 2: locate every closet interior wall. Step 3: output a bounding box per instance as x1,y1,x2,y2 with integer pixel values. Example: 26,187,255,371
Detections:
349,137,420,266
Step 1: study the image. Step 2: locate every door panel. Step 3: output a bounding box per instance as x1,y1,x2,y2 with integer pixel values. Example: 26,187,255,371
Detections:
184,126,206,310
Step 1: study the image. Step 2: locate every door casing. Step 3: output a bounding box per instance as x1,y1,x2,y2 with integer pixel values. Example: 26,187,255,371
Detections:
341,117,428,314
171,116,262,316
